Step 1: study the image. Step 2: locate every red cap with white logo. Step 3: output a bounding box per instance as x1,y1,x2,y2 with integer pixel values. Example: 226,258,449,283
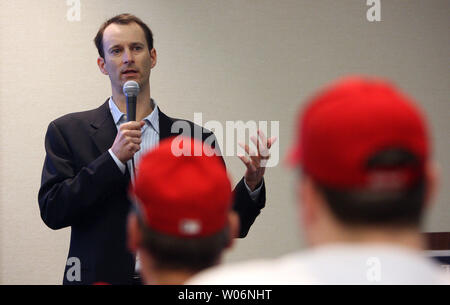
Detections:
288,76,429,190
131,137,232,237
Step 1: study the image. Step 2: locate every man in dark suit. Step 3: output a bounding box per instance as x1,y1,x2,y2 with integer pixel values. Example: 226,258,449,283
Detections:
38,14,275,285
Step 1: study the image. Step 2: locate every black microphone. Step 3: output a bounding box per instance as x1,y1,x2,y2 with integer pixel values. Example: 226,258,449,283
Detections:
123,81,140,179
123,80,140,122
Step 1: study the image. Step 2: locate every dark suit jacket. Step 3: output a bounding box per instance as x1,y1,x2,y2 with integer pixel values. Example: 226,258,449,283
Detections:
38,100,266,285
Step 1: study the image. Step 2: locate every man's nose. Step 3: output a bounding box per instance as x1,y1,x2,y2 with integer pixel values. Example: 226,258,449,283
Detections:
122,48,135,64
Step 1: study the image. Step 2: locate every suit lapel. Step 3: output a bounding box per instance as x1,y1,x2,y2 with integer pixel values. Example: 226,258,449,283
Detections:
89,99,118,155
90,101,172,154
158,108,176,141
158,107,207,142
88,102,181,152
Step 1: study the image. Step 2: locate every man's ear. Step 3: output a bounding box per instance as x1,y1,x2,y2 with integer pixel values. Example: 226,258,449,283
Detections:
97,56,108,75
225,211,240,249
298,176,316,228
127,213,142,253
297,175,331,247
424,160,440,209
150,48,157,69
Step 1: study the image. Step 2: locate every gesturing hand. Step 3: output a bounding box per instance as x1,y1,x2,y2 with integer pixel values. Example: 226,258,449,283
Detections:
238,130,277,191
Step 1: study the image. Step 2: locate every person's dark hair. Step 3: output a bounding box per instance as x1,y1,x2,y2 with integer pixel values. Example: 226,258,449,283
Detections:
314,148,426,228
94,13,154,58
137,217,230,272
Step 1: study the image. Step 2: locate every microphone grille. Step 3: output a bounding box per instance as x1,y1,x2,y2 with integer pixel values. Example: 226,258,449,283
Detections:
123,81,140,97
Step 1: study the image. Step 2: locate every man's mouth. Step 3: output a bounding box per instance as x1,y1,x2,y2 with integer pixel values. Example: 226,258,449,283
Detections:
122,69,138,75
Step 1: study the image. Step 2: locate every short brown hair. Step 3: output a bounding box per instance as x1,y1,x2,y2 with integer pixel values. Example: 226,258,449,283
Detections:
94,13,154,58
138,217,229,272
315,148,426,228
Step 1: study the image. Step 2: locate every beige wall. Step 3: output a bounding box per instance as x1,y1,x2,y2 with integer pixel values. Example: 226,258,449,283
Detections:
0,0,449,284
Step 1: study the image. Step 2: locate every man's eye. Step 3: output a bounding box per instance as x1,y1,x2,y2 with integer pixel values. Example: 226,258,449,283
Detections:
111,49,120,55
133,46,143,51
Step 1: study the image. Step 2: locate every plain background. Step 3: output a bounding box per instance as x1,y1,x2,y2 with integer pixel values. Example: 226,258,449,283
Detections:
0,0,449,284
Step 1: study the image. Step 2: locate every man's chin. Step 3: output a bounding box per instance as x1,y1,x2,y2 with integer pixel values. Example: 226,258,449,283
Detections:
122,74,139,81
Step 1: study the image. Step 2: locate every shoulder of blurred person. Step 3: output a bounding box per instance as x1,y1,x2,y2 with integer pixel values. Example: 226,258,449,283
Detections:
185,253,318,285
187,244,450,285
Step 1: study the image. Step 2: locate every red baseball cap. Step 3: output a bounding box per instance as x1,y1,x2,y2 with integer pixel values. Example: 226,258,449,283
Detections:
288,76,429,190
130,137,232,237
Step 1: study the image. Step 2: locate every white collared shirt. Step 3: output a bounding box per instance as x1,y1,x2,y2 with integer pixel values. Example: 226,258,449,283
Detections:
107,97,159,180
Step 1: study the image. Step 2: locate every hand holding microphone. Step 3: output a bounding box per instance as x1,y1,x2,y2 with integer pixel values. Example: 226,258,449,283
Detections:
111,121,144,164
111,81,143,167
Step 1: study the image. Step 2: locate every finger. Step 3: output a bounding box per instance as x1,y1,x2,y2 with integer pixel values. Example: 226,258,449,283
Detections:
242,143,261,168
257,130,268,147
249,153,261,168
251,136,270,159
266,136,277,150
120,121,143,131
238,142,258,158
254,130,270,152
126,142,140,153
133,143,141,153
253,135,277,157
250,136,266,154
126,136,142,145
122,130,142,138
238,155,257,172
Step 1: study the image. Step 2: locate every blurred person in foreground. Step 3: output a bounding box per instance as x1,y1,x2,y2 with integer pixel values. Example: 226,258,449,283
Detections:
187,77,450,284
127,137,239,284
